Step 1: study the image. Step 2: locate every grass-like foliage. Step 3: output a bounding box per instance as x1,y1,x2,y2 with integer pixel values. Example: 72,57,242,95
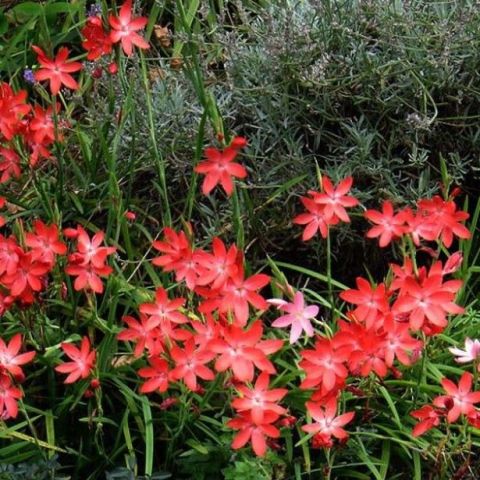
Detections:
0,1,478,479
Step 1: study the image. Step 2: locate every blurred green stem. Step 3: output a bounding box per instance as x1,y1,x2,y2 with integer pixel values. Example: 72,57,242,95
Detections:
326,227,335,318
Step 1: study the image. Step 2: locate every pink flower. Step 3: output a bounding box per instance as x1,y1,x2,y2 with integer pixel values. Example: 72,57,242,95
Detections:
271,291,319,344
449,338,480,364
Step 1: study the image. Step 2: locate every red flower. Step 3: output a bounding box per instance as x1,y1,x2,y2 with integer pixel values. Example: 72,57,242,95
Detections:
117,314,163,357
390,258,415,293
28,104,58,144
81,16,113,60
433,372,480,423
0,235,21,276
0,83,30,141
124,210,136,221
345,326,388,378
364,201,406,247
339,278,389,328
139,287,188,325
109,0,149,56
401,207,437,246
152,228,190,270
191,314,223,349
0,147,21,184
55,336,96,384
302,398,355,447
215,268,269,326
159,397,178,410
467,410,480,428
65,263,112,293
0,292,13,317
152,228,198,289
231,372,288,424
0,373,23,419
194,237,240,289
65,226,116,294
24,130,53,168
194,141,247,196
293,194,336,241
417,196,470,248
381,315,423,367
309,176,359,222
227,411,280,457
210,320,283,382
25,220,67,266
230,136,247,149
0,334,36,381
169,339,215,391
443,251,463,275
69,227,116,268
299,337,350,393
33,46,82,95
293,175,358,241
2,251,50,298
410,405,440,437
393,262,463,332
138,357,170,394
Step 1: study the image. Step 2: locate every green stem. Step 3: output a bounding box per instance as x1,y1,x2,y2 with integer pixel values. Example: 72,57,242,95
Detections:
139,52,172,226
231,188,244,250
413,333,428,408
474,359,478,387
326,227,335,318
51,98,64,212
184,110,207,220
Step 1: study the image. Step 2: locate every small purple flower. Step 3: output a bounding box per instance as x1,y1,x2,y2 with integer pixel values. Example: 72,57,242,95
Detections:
87,3,102,17
23,69,36,84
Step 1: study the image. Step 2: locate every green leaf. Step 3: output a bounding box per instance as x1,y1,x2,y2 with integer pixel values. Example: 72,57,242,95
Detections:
45,2,78,17
142,398,154,476
412,451,422,480
185,439,209,455
274,261,348,290
0,11,8,36
11,2,43,22
378,386,401,428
